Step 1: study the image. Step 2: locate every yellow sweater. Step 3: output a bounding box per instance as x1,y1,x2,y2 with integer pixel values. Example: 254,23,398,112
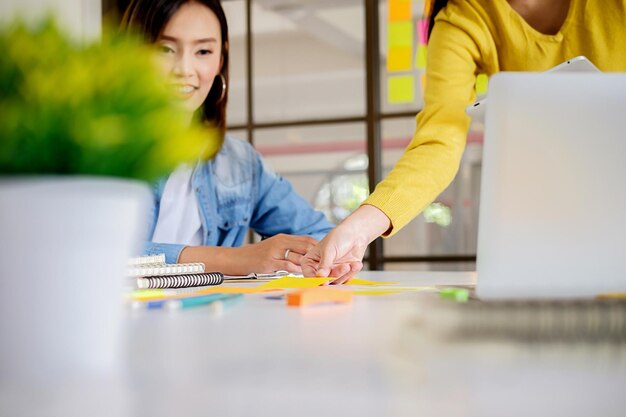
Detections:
364,0,626,236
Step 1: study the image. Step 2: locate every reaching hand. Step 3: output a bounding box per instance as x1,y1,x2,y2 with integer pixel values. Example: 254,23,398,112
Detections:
301,225,367,284
301,205,391,284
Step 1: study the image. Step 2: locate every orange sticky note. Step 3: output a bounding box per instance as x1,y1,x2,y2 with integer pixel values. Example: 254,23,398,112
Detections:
388,0,412,21
387,47,412,72
388,21,413,49
258,276,331,289
420,72,427,94
388,74,415,104
287,287,353,307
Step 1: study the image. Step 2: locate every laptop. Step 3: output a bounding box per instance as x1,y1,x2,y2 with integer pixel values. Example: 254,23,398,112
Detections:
475,72,626,299
466,56,601,120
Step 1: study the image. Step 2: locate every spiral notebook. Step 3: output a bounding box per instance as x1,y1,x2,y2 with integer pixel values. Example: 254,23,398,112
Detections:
129,254,224,289
136,273,223,289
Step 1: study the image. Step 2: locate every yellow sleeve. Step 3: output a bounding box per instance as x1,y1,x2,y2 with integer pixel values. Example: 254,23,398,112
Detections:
363,16,484,237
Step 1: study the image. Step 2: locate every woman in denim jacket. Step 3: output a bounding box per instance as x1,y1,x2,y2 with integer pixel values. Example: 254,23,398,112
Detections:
124,0,333,275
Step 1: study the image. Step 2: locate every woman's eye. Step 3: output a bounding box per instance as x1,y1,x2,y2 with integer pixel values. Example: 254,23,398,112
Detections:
197,49,212,56
158,45,174,54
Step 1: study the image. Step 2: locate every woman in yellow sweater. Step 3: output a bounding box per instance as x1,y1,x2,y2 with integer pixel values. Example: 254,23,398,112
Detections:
302,0,626,283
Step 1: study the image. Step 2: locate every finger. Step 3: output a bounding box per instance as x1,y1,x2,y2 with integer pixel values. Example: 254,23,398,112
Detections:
316,244,338,277
329,261,362,285
277,260,302,274
328,263,351,284
286,251,304,266
301,250,321,277
283,238,318,256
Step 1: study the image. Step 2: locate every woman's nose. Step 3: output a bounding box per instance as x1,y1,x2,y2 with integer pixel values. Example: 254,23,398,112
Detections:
172,52,193,78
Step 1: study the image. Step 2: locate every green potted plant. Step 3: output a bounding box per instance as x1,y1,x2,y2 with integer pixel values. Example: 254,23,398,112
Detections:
0,18,219,411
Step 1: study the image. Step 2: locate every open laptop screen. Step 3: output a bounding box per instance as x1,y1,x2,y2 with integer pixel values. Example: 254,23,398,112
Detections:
476,72,626,299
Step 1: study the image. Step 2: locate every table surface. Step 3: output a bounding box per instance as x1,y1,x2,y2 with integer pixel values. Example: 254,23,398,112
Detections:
125,271,626,417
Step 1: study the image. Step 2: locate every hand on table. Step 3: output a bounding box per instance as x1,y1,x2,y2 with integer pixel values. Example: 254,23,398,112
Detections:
232,233,318,275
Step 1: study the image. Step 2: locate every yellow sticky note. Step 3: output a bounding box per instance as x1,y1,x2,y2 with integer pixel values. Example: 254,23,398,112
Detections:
388,75,414,104
347,277,400,286
415,44,427,69
388,0,412,21
387,47,412,72
475,73,489,95
388,21,413,48
597,292,626,299
258,277,331,289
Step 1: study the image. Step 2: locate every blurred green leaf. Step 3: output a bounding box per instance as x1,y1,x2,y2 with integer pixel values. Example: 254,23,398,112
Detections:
0,17,220,181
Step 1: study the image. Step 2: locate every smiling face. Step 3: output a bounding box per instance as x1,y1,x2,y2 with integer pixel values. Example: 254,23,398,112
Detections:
155,1,223,116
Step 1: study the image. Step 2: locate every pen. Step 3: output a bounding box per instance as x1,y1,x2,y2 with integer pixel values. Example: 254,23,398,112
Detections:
140,293,240,310
209,293,244,315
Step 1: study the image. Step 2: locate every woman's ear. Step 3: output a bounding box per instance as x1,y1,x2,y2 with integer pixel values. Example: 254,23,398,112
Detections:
219,41,228,72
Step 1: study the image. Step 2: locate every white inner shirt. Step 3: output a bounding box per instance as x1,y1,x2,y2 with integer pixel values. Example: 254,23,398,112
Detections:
151,163,203,246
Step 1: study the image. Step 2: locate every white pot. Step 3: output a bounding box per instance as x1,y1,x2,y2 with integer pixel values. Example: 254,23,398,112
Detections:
0,176,151,416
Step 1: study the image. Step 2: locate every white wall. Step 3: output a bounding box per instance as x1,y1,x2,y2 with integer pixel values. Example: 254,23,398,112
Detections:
0,0,101,40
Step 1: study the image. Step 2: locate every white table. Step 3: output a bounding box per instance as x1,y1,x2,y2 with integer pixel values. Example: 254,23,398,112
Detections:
125,271,626,417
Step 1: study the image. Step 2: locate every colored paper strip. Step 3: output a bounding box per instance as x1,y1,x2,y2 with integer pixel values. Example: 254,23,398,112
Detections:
388,21,413,48
387,47,412,72
258,276,331,289
388,0,412,21
415,44,427,69
417,18,429,45
352,290,403,296
388,74,415,104
475,73,489,95
347,277,400,286
130,286,279,301
420,72,427,95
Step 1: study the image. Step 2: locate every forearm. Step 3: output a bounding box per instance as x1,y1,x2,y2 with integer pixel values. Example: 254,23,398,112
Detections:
178,245,244,275
336,204,391,245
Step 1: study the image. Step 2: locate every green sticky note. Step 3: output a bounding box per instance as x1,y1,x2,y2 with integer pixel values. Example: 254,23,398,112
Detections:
439,287,469,302
415,44,427,69
388,21,413,49
475,73,489,95
388,75,414,104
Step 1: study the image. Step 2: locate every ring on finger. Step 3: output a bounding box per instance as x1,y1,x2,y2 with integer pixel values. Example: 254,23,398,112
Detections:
283,249,291,260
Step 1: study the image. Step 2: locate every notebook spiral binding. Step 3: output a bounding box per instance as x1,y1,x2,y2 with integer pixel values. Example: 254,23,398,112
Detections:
137,272,224,289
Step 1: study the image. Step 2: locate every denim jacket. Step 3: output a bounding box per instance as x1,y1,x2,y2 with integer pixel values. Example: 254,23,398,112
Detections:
144,135,334,263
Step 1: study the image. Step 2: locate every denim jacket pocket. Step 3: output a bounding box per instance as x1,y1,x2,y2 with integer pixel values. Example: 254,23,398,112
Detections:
217,200,251,230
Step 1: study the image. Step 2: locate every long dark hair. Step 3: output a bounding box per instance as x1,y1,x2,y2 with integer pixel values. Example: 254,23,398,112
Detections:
427,0,449,40
121,0,229,134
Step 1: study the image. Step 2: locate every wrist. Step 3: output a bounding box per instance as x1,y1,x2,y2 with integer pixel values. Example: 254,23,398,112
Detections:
337,204,391,245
